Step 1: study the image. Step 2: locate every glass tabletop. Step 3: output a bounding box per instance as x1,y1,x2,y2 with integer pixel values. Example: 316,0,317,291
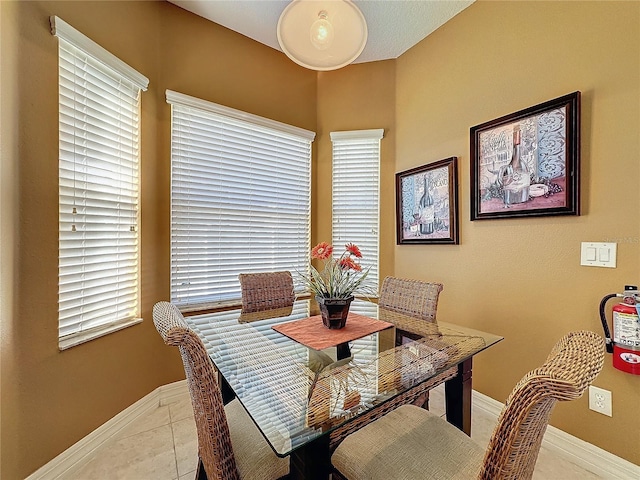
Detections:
186,299,503,457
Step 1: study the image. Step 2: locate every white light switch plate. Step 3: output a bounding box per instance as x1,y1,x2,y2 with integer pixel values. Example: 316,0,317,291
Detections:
580,242,617,268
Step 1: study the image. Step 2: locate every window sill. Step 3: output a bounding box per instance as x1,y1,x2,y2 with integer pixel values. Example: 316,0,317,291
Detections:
59,317,143,351
179,293,315,317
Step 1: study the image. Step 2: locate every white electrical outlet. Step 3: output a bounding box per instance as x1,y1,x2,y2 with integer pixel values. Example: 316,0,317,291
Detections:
589,386,612,416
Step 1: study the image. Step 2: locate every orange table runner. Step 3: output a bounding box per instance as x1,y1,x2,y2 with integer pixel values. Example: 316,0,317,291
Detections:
272,313,393,350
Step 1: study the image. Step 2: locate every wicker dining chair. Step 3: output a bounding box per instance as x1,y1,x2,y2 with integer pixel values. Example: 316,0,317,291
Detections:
378,276,443,321
238,271,295,313
152,302,289,480
332,330,605,480
378,276,448,408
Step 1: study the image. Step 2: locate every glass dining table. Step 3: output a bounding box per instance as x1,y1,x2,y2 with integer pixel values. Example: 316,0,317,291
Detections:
185,299,503,480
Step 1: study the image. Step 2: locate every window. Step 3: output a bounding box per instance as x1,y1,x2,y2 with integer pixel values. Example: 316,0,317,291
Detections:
167,91,314,311
331,129,383,296
52,16,149,350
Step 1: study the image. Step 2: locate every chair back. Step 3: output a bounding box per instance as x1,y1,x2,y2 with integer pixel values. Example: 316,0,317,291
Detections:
238,271,295,313
378,276,443,321
152,302,241,480
480,330,605,480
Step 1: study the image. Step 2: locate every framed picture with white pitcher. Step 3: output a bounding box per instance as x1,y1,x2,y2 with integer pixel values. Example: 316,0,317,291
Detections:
470,91,581,220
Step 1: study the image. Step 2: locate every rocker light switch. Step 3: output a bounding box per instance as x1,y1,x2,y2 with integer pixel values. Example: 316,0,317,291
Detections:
581,242,616,268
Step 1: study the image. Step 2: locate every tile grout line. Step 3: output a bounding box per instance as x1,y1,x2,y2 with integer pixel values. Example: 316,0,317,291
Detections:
168,401,182,480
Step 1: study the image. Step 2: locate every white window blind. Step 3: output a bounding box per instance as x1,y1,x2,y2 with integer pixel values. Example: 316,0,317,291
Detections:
52,16,149,350
331,130,383,296
167,90,314,310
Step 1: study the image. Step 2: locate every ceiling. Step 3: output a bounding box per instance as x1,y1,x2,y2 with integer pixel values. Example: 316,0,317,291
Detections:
168,0,475,64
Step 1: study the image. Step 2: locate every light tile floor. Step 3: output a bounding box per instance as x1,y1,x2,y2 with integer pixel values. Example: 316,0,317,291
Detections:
68,385,602,480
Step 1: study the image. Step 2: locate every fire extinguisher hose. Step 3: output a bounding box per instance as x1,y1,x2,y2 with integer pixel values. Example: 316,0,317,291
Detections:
599,293,619,353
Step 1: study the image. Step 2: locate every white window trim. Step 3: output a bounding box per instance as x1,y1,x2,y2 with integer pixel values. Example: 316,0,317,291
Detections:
166,90,315,141
59,318,143,351
330,129,384,142
50,16,149,91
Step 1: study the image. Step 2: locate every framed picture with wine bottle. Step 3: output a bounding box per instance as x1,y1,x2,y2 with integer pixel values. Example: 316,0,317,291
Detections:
395,157,459,245
470,91,581,220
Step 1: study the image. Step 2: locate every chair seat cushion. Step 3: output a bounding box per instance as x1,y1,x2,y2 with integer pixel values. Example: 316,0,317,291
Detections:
332,404,483,480
225,399,289,480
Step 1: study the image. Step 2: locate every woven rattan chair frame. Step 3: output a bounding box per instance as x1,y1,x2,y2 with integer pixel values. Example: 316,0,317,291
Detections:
238,271,295,313
153,301,241,480
332,330,605,480
328,367,457,449
378,277,443,322
378,276,449,409
479,330,605,479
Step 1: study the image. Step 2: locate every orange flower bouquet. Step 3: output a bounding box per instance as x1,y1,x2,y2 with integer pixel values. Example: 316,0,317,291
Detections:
299,242,372,299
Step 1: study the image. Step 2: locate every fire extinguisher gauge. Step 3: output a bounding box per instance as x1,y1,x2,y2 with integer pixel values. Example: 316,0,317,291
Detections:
623,285,639,305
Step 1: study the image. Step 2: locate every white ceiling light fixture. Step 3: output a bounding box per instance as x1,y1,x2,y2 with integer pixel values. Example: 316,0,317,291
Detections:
277,0,368,71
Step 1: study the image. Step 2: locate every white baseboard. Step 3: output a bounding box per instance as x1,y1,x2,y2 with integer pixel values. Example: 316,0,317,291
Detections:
158,379,190,406
28,383,637,479
473,390,640,480
27,380,189,480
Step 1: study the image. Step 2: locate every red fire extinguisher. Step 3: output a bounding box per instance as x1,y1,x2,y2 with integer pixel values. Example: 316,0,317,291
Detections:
599,285,640,375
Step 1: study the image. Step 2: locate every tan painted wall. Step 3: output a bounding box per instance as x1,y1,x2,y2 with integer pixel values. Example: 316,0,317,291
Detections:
2,0,638,477
0,1,316,478
395,0,640,464
315,62,396,281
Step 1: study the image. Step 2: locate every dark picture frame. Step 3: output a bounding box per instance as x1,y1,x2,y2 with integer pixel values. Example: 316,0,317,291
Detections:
470,91,580,220
396,157,459,245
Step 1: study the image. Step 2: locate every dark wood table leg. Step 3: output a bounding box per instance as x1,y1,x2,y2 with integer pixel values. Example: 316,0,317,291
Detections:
444,358,473,436
336,341,351,360
196,457,208,480
218,372,235,405
289,433,331,480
